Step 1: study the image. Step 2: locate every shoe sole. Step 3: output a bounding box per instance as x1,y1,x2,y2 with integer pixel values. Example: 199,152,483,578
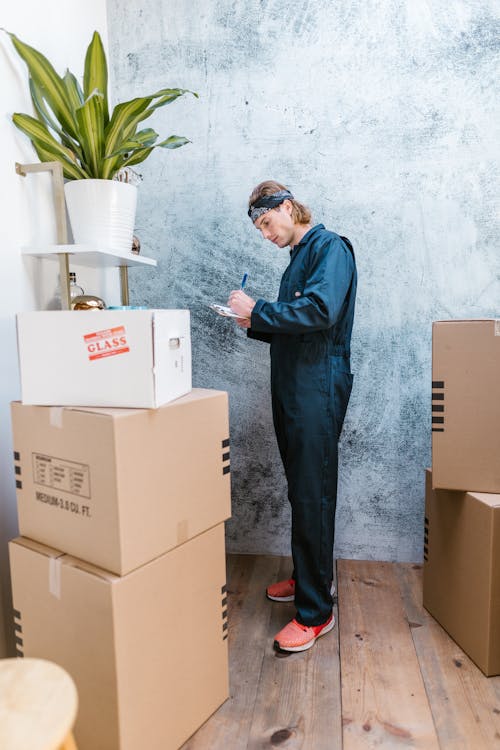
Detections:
266,592,295,602
266,583,336,603
273,616,336,653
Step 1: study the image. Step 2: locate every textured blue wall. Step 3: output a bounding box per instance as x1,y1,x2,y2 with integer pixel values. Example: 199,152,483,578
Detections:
107,1,499,561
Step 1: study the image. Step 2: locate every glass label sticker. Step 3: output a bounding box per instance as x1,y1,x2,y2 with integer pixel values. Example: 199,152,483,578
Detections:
83,325,129,361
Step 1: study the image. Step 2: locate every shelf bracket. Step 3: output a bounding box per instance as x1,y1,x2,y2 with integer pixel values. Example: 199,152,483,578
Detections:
119,266,130,306
16,161,71,309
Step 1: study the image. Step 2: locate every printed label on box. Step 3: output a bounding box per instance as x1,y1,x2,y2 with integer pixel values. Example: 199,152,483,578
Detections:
34,490,92,518
32,453,91,498
84,326,129,361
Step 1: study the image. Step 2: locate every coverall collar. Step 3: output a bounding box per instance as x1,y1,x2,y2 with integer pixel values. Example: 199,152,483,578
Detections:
289,224,325,257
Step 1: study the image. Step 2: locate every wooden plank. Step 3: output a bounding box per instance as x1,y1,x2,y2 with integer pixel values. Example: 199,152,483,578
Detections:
183,557,500,749
246,558,342,749
338,559,440,748
181,553,282,750
396,563,500,749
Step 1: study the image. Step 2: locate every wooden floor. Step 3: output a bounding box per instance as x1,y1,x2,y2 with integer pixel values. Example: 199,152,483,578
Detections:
182,556,500,749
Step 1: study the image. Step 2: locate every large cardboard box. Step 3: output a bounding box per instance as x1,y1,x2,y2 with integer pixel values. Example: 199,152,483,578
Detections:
423,469,500,676
11,389,231,574
17,309,191,408
431,319,500,493
9,524,229,750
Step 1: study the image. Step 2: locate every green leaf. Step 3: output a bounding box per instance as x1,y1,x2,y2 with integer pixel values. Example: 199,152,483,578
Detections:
118,135,190,169
105,130,159,158
75,90,105,178
101,96,155,178
13,113,88,178
120,146,154,168
133,128,160,146
13,113,81,164
30,77,83,160
148,87,198,112
155,135,191,149
117,87,197,132
63,69,84,112
83,31,109,125
105,140,145,158
6,31,79,140
104,97,153,144
29,77,62,134
32,141,89,180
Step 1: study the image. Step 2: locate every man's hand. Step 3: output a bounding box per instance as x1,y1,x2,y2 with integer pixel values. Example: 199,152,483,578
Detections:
235,317,251,329
228,289,256,319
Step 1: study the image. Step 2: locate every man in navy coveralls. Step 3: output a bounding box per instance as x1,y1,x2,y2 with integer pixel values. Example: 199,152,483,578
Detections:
229,180,357,652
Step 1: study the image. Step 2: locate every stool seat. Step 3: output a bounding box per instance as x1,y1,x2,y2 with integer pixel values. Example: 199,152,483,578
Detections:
0,657,78,750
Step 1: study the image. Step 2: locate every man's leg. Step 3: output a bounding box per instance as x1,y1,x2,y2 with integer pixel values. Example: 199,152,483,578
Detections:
287,419,338,625
273,363,353,649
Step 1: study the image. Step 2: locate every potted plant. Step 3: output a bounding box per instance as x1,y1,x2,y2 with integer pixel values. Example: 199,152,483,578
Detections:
4,29,197,253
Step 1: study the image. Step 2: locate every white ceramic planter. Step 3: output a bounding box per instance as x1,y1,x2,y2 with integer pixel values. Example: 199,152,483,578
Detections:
64,179,137,254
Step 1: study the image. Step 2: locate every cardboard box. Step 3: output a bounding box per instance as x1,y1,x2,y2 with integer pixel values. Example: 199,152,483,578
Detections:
423,469,500,676
9,524,229,750
431,319,500,493
11,389,231,574
17,309,191,408
0,576,8,657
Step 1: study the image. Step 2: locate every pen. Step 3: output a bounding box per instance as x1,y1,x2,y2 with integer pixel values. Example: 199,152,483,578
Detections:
240,273,248,290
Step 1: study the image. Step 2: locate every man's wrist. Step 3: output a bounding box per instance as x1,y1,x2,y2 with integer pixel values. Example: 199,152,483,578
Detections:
249,298,265,328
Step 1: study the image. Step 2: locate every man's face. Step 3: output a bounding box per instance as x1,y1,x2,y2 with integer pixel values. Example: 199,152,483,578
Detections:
254,201,297,248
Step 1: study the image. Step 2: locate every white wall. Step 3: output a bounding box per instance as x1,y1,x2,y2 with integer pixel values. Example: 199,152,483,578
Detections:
0,1,109,656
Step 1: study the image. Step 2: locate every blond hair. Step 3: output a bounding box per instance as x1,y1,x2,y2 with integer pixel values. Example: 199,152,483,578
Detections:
248,180,312,224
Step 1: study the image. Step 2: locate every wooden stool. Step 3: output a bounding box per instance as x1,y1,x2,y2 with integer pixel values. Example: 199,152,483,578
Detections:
0,657,78,750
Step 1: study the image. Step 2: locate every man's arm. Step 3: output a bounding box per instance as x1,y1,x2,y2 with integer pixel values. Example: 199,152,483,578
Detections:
246,329,272,343
251,237,354,335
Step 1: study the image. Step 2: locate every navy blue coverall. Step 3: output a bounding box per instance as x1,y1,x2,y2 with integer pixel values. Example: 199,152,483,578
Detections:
248,224,357,626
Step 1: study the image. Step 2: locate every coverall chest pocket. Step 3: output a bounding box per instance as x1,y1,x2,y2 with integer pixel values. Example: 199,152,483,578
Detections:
289,272,306,301
280,264,306,302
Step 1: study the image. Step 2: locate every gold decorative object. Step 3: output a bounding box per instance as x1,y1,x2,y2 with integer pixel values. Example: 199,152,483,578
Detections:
71,295,107,310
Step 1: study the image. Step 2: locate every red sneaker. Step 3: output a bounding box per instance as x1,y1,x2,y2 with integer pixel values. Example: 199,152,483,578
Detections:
266,579,336,603
273,614,335,652
266,578,295,602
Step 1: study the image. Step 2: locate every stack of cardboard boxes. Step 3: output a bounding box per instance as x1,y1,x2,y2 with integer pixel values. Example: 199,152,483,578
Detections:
9,310,232,749
424,319,500,676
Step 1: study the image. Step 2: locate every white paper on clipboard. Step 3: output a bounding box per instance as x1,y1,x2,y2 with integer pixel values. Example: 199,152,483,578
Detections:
209,303,241,318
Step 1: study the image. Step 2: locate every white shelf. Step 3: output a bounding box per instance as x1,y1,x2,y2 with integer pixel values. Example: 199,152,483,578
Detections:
22,244,157,268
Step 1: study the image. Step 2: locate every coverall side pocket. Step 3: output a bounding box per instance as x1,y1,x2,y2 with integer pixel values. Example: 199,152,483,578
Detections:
330,363,353,441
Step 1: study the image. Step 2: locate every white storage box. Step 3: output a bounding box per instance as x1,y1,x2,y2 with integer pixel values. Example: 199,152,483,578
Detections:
16,310,191,408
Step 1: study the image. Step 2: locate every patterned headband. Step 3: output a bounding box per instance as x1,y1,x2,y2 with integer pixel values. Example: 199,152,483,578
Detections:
248,189,294,222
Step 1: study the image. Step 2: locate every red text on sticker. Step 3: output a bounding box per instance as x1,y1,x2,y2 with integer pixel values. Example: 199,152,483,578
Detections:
84,326,130,361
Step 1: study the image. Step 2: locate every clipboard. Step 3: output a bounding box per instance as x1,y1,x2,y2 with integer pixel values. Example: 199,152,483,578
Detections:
209,303,242,318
